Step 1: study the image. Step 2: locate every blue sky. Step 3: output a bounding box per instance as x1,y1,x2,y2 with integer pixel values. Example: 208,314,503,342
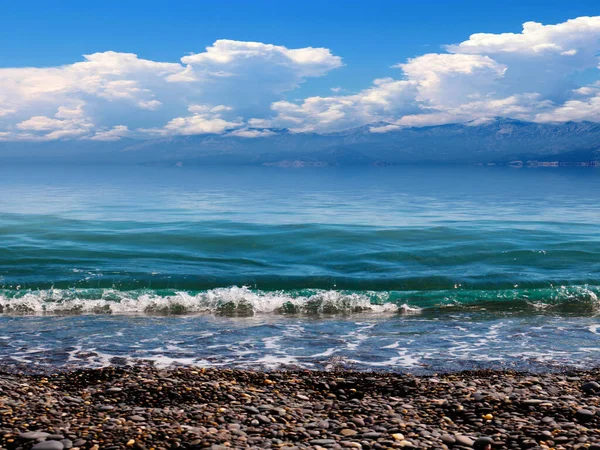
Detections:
2,0,596,91
1,1,599,141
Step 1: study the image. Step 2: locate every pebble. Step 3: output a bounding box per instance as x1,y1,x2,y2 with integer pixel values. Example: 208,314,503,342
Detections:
456,435,474,447
441,434,456,445
474,436,494,449
32,441,64,450
0,366,599,449
129,415,146,422
582,381,600,394
340,429,357,436
19,432,50,441
576,408,595,421
310,439,336,445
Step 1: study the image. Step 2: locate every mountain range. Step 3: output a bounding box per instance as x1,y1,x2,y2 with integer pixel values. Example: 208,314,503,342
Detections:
2,119,600,166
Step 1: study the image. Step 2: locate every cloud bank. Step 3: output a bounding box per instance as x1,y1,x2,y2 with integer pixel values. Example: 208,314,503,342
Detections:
1,16,600,140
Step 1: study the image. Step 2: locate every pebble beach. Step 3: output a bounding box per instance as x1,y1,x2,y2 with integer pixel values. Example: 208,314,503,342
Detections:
1,367,600,450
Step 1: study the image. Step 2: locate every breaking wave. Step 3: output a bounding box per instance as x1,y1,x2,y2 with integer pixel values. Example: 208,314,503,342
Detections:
0,284,597,316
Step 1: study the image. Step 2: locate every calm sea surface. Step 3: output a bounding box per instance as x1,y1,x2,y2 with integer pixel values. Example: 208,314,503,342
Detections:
0,165,599,372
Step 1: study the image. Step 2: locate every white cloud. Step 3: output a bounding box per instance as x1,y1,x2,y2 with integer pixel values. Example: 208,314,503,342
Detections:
257,16,600,132
0,40,342,140
369,124,401,133
14,102,94,140
252,78,419,133
90,125,130,141
446,16,600,56
180,40,342,79
142,104,242,136
228,128,276,138
0,106,15,117
534,95,600,123
2,17,600,141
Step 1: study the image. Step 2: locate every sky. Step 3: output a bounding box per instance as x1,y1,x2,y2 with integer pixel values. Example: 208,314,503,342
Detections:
1,0,599,141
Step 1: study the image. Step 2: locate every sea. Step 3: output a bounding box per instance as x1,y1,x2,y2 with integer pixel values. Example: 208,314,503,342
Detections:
0,164,599,373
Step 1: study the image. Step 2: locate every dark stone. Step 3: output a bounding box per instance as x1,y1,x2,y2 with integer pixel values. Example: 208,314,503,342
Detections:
310,439,336,445
582,382,600,394
456,435,474,447
576,409,595,422
474,436,494,449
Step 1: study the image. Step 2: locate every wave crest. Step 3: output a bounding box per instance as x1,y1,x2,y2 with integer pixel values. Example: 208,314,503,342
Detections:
0,285,597,316
0,287,414,316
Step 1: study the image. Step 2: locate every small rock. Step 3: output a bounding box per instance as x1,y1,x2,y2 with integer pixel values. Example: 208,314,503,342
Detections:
255,414,271,424
340,429,357,437
32,442,64,450
19,432,50,441
243,406,260,414
441,435,456,445
47,435,65,441
351,417,365,427
474,436,494,449
582,381,600,394
576,409,595,422
362,431,382,438
522,399,544,406
456,435,474,447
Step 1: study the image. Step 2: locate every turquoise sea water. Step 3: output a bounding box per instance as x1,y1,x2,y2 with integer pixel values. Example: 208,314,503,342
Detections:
0,165,599,372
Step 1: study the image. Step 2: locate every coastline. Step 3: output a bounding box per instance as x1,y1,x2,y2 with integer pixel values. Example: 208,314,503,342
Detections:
1,366,599,450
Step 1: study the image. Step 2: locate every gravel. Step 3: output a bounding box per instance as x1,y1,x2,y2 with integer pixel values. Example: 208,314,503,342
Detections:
0,366,599,449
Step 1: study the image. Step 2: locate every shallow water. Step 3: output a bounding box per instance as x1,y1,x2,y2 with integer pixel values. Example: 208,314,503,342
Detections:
0,165,599,372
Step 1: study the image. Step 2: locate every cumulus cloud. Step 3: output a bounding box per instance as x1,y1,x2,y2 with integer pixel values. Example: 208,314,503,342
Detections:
251,78,420,133
257,16,600,132
0,40,342,140
142,104,242,136
179,40,341,79
2,17,600,140
13,102,95,140
446,16,600,56
228,128,277,138
90,125,131,141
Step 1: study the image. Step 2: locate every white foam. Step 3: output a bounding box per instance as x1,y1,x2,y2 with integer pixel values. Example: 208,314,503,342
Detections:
350,349,423,368
309,348,338,357
253,354,306,369
381,341,400,349
588,324,600,335
0,286,418,316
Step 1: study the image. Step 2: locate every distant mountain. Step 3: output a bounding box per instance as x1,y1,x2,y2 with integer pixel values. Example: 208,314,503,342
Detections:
1,119,600,165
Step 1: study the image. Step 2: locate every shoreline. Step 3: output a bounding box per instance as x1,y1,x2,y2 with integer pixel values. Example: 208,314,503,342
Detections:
0,366,599,449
